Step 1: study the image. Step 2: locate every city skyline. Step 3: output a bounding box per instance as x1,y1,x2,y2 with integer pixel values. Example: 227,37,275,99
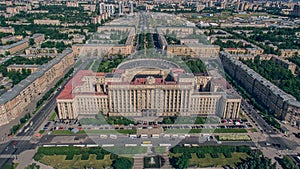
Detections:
0,1,299,169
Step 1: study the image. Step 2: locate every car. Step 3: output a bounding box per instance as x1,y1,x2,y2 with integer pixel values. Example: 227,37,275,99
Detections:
163,134,170,138
109,135,117,139
100,135,108,139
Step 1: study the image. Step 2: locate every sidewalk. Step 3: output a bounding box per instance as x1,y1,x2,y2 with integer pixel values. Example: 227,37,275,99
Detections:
15,149,53,169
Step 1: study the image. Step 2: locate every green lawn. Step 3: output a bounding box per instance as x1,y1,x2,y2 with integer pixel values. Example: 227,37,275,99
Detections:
51,130,86,135
239,112,248,121
117,129,137,134
49,112,57,121
234,13,277,19
215,135,251,141
189,152,249,167
249,128,257,132
85,129,136,135
51,129,136,135
154,147,168,154
40,154,112,169
164,128,248,134
105,146,147,155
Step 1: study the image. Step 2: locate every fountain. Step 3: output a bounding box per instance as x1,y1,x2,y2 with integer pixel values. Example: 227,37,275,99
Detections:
149,156,155,164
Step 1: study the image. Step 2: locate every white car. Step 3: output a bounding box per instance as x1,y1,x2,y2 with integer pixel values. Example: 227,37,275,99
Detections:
100,135,108,139
163,134,170,138
109,135,117,139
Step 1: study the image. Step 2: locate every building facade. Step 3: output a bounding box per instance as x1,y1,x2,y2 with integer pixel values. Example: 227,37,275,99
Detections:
57,58,241,120
220,51,300,125
0,49,74,126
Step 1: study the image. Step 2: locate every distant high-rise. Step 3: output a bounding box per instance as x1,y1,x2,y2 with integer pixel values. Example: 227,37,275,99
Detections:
99,3,115,16
119,1,123,15
99,3,104,14
130,1,134,15
291,4,300,17
236,0,240,11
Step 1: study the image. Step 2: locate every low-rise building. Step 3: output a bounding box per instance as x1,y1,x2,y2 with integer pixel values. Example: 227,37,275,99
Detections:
0,26,15,34
33,19,60,25
25,47,58,55
31,33,45,44
167,44,220,58
0,39,29,54
6,64,39,73
271,56,297,75
279,49,300,58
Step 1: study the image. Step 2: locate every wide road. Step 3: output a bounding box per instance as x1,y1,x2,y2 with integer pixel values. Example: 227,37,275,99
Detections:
38,134,256,148
241,99,276,134
0,78,67,168
0,59,92,168
227,86,276,135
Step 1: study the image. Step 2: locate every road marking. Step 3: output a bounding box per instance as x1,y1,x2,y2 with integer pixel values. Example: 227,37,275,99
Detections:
0,154,13,158
13,136,31,141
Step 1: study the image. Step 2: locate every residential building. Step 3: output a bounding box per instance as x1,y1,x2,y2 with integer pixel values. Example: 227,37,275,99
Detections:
0,49,74,126
220,51,300,125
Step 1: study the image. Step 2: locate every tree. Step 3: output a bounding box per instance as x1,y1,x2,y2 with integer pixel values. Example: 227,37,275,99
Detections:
25,163,40,169
170,154,189,169
3,164,14,169
29,38,35,46
112,157,133,169
235,154,276,169
279,156,299,169
176,155,189,169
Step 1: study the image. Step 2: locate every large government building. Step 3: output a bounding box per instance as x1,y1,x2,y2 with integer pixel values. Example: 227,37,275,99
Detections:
57,58,241,120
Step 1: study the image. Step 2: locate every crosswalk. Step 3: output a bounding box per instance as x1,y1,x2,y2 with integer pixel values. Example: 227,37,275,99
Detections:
133,155,144,169
13,136,31,141
0,154,13,158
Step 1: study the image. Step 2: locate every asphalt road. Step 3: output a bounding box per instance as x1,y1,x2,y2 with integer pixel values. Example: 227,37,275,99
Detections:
0,57,97,168
0,82,65,168
38,134,256,148
241,99,276,134
228,86,276,135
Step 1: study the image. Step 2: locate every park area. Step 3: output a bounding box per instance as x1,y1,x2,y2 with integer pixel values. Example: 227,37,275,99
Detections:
188,152,249,167
39,154,112,169
215,134,251,141
34,147,133,169
169,145,253,168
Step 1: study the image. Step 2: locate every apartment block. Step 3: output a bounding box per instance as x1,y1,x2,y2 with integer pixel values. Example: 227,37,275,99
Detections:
33,19,60,25
220,51,300,125
0,49,74,126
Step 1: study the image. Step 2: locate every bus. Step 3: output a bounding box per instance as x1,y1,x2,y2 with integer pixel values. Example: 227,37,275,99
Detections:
142,141,152,144
24,127,30,133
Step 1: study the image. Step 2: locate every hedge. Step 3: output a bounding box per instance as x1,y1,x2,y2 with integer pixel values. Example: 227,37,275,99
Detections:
210,153,219,158
223,152,232,158
81,153,90,160
196,153,205,158
65,154,74,160
35,147,110,161
170,145,241,154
